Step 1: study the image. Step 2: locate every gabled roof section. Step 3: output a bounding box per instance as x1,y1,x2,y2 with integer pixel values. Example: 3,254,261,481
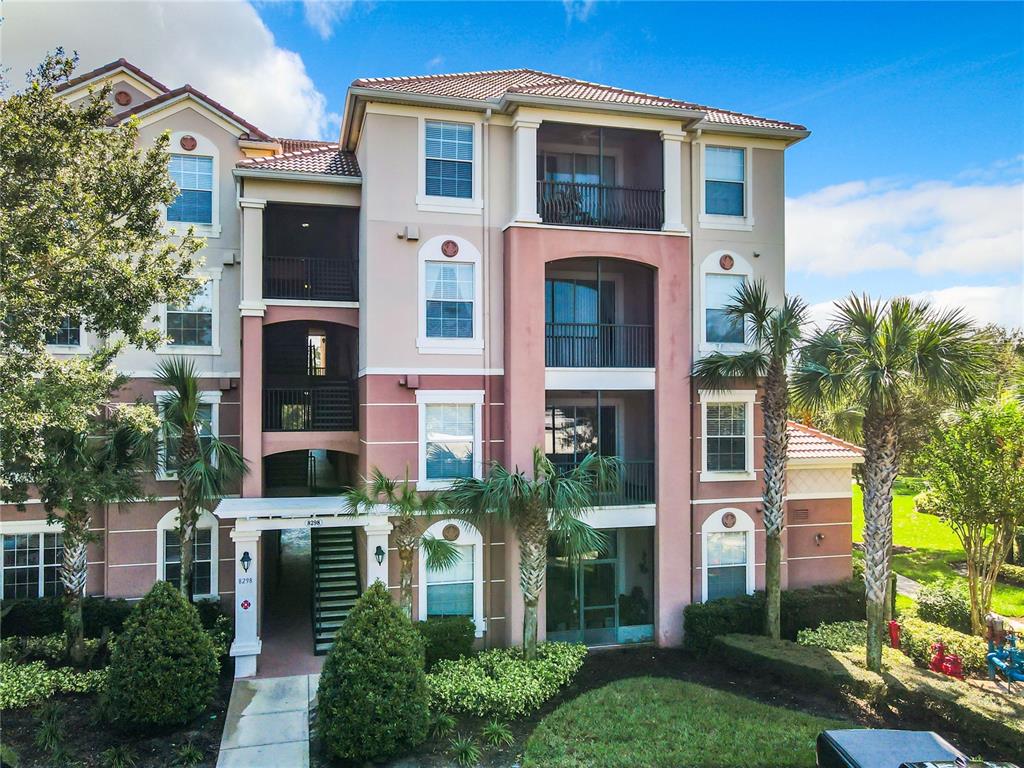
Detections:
787,421,864,463
350,68,806,132
236,143,360,178
108,84,273,141
277,137,337,154
56,58,169,97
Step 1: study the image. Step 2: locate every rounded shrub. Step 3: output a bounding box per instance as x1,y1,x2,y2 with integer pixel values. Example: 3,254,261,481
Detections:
317,581,429,763
103,581,218,731
916,580,971,633
416,616,475,669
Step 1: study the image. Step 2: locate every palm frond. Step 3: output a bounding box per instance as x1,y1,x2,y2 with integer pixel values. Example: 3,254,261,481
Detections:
549,515,606,562
420,534,461,572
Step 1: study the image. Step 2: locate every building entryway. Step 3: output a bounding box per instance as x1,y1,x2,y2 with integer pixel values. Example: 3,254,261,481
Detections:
259,529,323,678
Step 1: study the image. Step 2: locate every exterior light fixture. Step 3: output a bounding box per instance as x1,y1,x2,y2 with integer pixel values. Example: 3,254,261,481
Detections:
374,545,385,566
240,550,252,572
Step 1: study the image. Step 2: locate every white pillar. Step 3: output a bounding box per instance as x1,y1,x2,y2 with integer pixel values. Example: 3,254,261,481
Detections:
229,528,262,678
364,519,393,588
513,119,542,223
238,198,266,317
661,130,688,233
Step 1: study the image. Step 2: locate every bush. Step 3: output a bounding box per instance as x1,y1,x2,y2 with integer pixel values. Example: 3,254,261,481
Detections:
0,661,107,709
899,616,988,676
0,633,104,666
1000,563,1024,587
797,621,868,652
416,616,476,669
317,581,429,763
1,597,132,638
916,580,971,633
683,580,866,654
427,642,587,718
103,581,218,731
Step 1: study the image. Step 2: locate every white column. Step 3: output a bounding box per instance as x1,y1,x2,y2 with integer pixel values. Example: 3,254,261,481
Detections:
229,528,262,678
513,119,542,223
364,519,393,588
661,130,688,233
238,198,266,317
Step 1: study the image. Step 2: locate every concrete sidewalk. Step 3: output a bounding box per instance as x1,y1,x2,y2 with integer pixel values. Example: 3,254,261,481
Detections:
217,674,318,768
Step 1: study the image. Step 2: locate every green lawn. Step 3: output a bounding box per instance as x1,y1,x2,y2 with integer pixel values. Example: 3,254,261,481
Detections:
852,484,1024,617
522,677,846,768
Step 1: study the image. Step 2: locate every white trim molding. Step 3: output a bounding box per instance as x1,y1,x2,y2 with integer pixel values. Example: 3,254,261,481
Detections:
418,518,485,637
416,116,483,214
701,506,756,602
416,389,484,491
156,507,220,600
157,267,223,356
417,235,484,355
545,368,655,391
697,141,755,232
164,131,222,238
699,388,756,482
45,318,90,355
697,250,754,356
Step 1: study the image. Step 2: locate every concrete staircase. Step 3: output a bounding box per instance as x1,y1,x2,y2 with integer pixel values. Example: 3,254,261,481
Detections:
311,527,360,655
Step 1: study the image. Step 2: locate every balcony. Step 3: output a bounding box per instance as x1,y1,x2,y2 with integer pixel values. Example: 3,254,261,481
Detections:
554,458,655,506
538,181,663,231
263,383,357,432
545,323,653,368
263,203,358,302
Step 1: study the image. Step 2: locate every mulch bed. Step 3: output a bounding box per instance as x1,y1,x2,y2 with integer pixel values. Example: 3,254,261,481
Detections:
0,673,232,767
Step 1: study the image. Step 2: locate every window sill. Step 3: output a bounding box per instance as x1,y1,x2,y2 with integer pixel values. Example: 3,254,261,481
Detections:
700,470,756,483
698,342,754,355
698,214,755,232
417,337,484,356
156,345,221,356
46,345,90,354
415,194,483,215
165,222,222,239
416,479,461,491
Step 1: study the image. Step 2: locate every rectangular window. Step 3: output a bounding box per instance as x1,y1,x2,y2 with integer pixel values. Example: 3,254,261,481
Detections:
705,147,745,217
425,403,474,481
426,544,474,617
425,121,473,199
167,155,213,224
46,317,81,347
705,274,746,344
425,262,474,339
706,402,748,472
706,531,748,601
2,532,63,599
164,528,213,596
167,280,213,347
163,402,214,475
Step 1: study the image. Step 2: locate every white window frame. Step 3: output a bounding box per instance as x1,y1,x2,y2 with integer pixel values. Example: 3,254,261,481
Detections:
699,389,756,482
416,116,483,214
158,267,222,355
418,518,485,637
416,389,484,491
417,235,484,355
701,507,756,602
698,250,754,355
155,389,222,481
0,520,64,600
163,131,221,238
156,507,220,600
45,317,89,354
698,142,754,232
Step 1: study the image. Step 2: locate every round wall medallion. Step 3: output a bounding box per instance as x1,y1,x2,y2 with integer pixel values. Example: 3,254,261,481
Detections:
722,512,737,529
441,239,459,258
719,254,735,271
114,90,132,106
442,524,460,542
179,135,198,151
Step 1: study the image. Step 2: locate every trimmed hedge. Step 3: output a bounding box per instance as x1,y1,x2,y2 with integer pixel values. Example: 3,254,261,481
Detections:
916,581,971,633
899,617,988,676
683,580,866,654
797,621,867,653
0,597,133,638
713,634,1024,756
0,661,107,710
416,616,475,669
1001,563,1024,587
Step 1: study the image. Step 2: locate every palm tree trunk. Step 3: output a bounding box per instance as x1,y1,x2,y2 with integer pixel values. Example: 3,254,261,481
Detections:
61,505,90,666
517,504,549,661
761,362,789,640
176,424,200,601
398,547,414,619
861,413,898,673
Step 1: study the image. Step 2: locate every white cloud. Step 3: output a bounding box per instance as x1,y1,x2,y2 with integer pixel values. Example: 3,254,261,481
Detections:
563,0,596,23
808,284,1024,332
3,0,339,140
786,175,1023,277
303,1,356,41
425,55,445,71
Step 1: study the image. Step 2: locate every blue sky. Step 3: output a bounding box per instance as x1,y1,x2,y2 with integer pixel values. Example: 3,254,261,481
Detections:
7,1,1023,328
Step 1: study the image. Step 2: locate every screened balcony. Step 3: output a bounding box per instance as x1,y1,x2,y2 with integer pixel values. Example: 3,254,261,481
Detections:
545,390,655,506
263,449,357,497
537,123,663,231
545,258,655,368
263,203,358,302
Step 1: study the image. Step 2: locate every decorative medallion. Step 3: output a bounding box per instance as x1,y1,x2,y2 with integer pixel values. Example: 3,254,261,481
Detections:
179,135,198,151
719,254,735,271
441,239,459,258
240,599,251,610
442,524,460,542
114,90,132,106
722,512,737,529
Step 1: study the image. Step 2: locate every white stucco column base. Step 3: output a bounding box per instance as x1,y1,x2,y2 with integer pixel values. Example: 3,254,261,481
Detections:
513,119,543,223
363,519,393,588
661,130,689,234
229,528,262,679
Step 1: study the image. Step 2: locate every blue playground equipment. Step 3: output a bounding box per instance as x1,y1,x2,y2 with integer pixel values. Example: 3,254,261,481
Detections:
986,615,1024,692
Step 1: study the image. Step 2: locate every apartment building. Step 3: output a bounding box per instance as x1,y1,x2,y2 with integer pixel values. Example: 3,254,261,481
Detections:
0,60,862,678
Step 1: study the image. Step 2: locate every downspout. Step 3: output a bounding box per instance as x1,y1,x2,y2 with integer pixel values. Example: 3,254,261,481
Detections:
482,108,492,465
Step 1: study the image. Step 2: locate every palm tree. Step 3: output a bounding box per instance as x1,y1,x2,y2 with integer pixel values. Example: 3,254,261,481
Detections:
693,280,807,640
344,468,460,618
792,294,988,672
156,358,246,601
445,448,620,660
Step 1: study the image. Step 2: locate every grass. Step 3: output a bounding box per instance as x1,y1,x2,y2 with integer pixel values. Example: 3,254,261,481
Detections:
852,484,1024,618
522,677,847,768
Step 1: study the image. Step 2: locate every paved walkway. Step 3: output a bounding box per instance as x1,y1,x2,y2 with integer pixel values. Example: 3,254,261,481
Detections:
895,573,923,600
216,673,319,768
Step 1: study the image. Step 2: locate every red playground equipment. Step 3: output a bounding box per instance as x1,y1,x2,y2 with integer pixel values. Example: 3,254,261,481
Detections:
929,641,965,680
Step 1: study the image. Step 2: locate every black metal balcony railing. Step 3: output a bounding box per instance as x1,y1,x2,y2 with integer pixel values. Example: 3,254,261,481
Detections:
538,180,664,231
553,458,655,506
263,382,358,431
264,256,358,302
546,323,654,368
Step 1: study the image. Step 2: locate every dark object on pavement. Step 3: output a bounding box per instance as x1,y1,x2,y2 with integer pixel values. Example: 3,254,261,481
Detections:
816,729,1019,768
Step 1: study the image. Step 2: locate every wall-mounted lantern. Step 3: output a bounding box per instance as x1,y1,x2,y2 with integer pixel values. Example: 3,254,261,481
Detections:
240,550,253,572
374,545,386,566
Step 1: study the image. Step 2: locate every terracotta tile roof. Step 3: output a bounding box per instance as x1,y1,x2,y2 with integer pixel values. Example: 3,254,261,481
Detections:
787,421,864,462
277,137,336,154
56,57,170,95
109,85,273,141
236,143,360,178
352,68,806,132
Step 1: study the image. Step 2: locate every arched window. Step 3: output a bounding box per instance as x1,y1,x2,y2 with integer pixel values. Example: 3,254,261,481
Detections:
418,519,484,636
698,250,753,354
417,235,483,355
701,507,755,602
165,131,221,238
156,508,220,599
